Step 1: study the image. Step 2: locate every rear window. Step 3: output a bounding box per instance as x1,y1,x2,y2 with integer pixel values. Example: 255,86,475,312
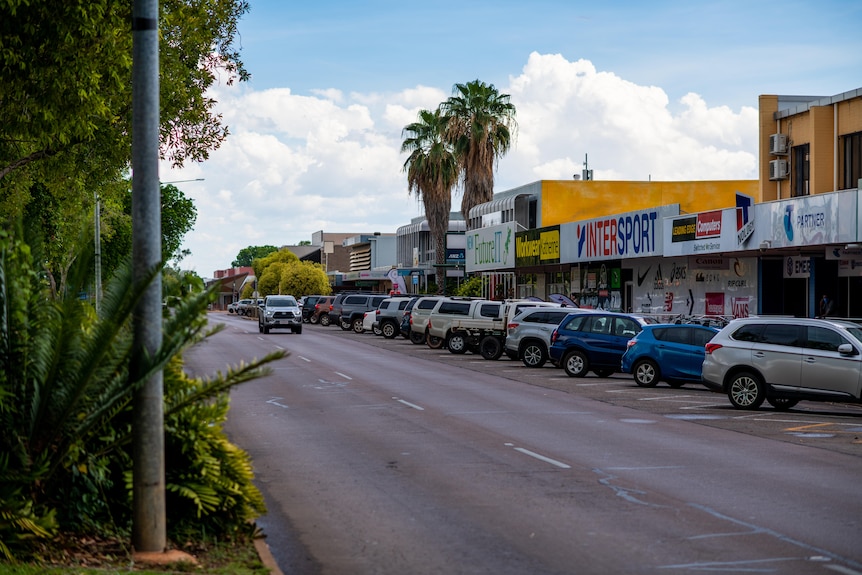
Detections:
371,296,386,307
398,300,410,310
731,323,764,342
417,298,439,310
654,326,691,345
343,295,366,305
438,302,471,315
479,303,501,318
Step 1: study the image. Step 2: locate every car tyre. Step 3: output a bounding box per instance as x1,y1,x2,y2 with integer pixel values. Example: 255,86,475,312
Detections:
446,332,468,354
766,397,799,411
309,314,319,325
352,318,364,333
593,368,613,378
633,359,659,387
410,330,426,345
727,371,765,410
426,332,444,349
258,323,263,333
262,325,270,334
294,326,302,335
372,324,383,336
381,321,398,339
505,349,518,360
340,319,351,331
521,341,547,368
667,380,685,388
563,350,589,377
319,314,331,326
479,336,503,360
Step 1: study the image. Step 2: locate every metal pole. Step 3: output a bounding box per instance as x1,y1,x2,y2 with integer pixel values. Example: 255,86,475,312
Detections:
94,193,102,313
131,0,165,553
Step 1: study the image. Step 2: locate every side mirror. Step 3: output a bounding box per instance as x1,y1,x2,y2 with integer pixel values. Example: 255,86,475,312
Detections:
838,343,857,355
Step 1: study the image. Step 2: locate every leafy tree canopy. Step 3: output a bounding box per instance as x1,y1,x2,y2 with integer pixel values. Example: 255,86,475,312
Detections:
252,248,299,279
278,261,331,297
0,0,249,273
232,245,279,268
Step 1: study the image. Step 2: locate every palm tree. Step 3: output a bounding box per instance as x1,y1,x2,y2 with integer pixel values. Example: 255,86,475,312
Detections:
401,108,458,293
442,80,517,229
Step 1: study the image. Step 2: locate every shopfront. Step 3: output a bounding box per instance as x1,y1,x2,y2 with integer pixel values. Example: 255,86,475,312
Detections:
749,189,861,318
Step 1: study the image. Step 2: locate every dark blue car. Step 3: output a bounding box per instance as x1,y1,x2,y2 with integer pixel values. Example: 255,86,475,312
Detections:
620,324,719,387
549,312,657,377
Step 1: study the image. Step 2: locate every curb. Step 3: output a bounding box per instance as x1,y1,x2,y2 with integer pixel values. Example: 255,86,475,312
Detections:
254,536,284,575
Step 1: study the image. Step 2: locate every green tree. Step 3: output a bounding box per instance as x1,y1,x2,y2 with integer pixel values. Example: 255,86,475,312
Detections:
232,245,279,268
441,80,517,228
279,261,331,297
0,0,249,265
402,108,458,293
251,248,299,280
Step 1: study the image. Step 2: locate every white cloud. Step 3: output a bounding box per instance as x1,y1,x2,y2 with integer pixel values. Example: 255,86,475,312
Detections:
166,53,758,277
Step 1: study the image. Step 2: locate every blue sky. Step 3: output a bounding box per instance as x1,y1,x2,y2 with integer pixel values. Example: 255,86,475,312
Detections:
163,0,862,277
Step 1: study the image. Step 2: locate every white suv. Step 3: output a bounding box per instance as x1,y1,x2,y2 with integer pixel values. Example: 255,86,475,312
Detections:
504,307,576,367
702,317,862,410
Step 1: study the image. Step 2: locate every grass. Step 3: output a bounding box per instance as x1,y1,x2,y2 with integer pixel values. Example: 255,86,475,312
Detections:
0,534,272,575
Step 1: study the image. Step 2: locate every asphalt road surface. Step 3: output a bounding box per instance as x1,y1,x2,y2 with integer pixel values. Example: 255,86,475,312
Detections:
183,312,862,575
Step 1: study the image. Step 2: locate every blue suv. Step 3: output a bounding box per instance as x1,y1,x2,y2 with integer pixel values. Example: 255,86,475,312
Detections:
620,324,719,387
549,312,657,377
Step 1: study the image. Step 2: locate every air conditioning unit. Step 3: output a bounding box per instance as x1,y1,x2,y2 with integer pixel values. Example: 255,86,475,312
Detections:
769,133,788,155
769,159,789,180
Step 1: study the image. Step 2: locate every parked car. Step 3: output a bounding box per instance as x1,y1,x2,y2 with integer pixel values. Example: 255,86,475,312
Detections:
505,307,577,367
339,293,388,333
258,295,302,334
361,310,381,335
549,312,658,377
407,296,447,345
301,295,325,322
375,296,418,339
399,297,423,340
701,317,862,410
326,293,353,327
229,298,253,315
620,324,719,387
499,299,563,328
309,295,335,325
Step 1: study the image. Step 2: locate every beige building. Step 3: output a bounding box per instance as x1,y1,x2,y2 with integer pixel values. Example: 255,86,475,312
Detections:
759,88,862,201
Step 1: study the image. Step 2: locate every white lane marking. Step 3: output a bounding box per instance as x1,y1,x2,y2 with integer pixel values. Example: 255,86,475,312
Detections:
266,397,289,409
393,397,424,411
825,565,862,575
335,372,353,380
299,356,311,362
510,446,571,469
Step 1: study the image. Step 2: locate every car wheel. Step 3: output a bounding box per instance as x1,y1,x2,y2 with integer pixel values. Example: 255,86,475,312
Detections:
447,332,468,354
479,336,503,360
263,325,270,334
319,314,331,326
294,326,302,335
563,350,589,377
352,318,365,333
593,368,613,378
727,371,765,410
667,380,685,388
521,342,547,368
767,397,799,411
309,314,319,324
505,349,518,360
372,324,383,336
382,321,397,339
340,319,351,331
258,323,263,333
410,330,426,345
633,359,659,387
426,332,444,349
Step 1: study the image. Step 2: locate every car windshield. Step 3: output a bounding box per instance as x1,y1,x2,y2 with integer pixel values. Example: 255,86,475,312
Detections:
268,298,297,307
845,326,862,344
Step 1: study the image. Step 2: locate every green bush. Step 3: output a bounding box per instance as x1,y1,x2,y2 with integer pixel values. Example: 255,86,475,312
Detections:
0,222,282,558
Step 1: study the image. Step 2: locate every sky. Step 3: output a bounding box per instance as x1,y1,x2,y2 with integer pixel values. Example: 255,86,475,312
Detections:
160,0,862,278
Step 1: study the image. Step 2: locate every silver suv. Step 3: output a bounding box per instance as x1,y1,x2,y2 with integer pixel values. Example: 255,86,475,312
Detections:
504,307,576,367
258,295,302,334
702,317,862,410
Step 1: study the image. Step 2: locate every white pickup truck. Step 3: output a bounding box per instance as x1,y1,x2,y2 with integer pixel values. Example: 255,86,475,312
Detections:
426,298,505,359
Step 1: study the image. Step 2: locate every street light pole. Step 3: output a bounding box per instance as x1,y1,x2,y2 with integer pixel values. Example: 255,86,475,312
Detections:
94,193,102,313
131,0,165,553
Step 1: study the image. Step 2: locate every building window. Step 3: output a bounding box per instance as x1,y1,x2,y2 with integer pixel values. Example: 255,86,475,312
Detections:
792,144,809,197
843,131,862,190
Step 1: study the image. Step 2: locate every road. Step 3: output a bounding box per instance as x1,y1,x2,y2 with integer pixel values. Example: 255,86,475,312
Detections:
184,312,862,575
